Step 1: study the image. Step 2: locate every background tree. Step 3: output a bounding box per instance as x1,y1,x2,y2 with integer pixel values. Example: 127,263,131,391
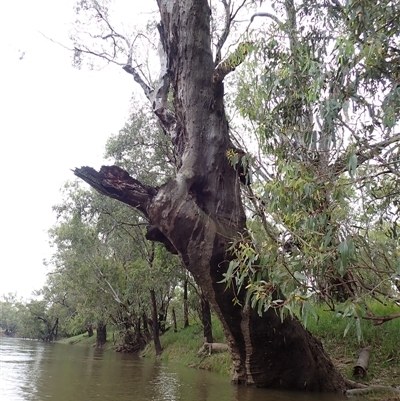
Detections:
0,294,23,336
48,175,180,352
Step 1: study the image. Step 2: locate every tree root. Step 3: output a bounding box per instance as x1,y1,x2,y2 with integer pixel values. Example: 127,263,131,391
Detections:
344,378,367,388
346,384,400,397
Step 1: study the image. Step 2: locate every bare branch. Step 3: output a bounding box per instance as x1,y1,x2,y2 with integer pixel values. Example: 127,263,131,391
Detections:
75,46,124,66
215,0,248,65
38,31,75,52
123,25,177,135
215,0,232,65
362,312,400,325
250,12,283,26
91,3,135,53
346,385,400,397
94,264,123,304
73,165,157,216
376,155,400,179
122,64,153,96
333,133,400,175
43,4,177,139
231,0,248,20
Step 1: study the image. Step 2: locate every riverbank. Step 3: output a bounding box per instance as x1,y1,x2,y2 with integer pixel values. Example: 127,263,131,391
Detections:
306,304,400,390
142,307,400,400
58,307,399,399
57,331,116,351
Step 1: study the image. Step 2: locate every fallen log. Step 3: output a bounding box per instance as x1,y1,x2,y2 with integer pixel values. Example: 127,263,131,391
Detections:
353,346,372,379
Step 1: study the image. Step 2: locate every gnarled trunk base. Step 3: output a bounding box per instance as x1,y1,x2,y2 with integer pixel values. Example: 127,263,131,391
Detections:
237,311,344,391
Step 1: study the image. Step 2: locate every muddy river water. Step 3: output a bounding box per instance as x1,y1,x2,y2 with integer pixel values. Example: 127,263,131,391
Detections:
0,337,351,401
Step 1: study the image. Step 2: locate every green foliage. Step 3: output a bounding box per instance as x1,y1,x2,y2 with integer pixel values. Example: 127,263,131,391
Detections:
46,180,180,342
307,302,400,382
104,99,175,185
0,294,23,336
225,0,400,330
34,103,182,345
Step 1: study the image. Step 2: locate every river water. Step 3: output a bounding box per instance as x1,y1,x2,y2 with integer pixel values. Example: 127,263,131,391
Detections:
0,337,348,401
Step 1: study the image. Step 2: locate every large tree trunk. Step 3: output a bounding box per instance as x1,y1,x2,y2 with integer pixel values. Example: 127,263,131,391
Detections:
74,0,346,392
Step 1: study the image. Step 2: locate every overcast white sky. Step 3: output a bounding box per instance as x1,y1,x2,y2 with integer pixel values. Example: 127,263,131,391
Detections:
0,0,144,299
0,0,260,299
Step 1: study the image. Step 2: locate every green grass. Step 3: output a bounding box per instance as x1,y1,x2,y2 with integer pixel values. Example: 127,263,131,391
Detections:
142,317,232,375
306,302,400,386
144,305,399,389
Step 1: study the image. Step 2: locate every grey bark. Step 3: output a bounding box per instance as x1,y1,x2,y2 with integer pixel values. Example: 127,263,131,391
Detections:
353,346,372,379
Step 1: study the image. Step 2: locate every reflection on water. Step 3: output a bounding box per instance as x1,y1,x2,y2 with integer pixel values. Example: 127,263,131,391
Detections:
0,337,346,401
0,338,45,400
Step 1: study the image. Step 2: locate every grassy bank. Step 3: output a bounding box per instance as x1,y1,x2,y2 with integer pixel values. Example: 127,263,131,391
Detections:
144,305,399,390
306,303,400,387
57,331,116,351
142,317,232,375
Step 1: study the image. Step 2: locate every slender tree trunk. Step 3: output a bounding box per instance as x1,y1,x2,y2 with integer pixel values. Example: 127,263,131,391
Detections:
172,307,177,333
74,0,347,391
96,322,107,348
183,278,189,328
52,318,59,341
158,312,166,334
200,290,213,343
87,325,94,337
150,289,162,356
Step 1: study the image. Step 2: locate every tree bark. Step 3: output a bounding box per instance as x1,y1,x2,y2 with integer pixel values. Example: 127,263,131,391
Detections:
87,325,94,337
52,317,59,341
96,322,107,348
200,290,213,343
183,277,189,328
74,0,346,391
150,289,162,356
353,346,372,379
172,307,177,333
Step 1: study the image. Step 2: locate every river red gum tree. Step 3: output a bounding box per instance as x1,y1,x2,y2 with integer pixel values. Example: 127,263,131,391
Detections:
74,0,346,391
